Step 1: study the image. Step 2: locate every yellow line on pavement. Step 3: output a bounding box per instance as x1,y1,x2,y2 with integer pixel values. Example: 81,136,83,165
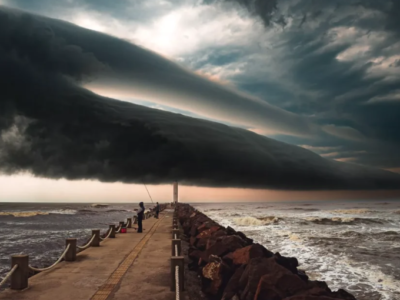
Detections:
90,217,163,300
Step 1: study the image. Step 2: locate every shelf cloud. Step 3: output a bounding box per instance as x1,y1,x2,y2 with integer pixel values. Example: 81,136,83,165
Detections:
1,7,400,190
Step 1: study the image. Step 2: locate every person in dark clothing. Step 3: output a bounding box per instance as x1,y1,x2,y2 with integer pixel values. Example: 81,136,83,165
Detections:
137,202,145,233
155,202,160,219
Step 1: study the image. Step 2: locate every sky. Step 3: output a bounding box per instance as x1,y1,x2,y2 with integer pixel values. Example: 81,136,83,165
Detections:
0,0,400,202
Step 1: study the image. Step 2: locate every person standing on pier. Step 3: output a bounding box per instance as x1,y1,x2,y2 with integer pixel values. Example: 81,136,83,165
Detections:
136,202,145,233
155,202,160,219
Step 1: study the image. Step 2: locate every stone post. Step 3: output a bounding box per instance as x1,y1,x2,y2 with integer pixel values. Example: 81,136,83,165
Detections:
91,230,100,247
65,238,77,261
109,224,116,238
11,255,29,290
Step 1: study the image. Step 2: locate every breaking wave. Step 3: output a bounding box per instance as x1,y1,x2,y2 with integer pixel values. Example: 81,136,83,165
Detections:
48,209,77,215
306,217,384,225
341,230,400,241
0,209,77,217
290,208,320,212
332,209,371,214
233,216,280,226
0,211,49,217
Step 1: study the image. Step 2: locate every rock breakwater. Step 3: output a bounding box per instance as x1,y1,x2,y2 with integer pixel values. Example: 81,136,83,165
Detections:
177,203,357,300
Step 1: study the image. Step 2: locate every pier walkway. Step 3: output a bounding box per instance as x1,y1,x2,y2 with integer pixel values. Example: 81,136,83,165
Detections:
0,210,181,300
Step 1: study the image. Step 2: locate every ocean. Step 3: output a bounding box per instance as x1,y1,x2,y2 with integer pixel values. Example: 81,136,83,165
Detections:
192,200,400,300
0,202,148,281
1,200,399,299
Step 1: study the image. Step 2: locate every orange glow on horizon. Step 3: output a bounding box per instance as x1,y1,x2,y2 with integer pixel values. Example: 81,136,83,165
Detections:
0,174,399,203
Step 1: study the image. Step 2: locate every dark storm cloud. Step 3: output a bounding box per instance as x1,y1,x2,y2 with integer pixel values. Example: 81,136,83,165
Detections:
201,0,400,171
1,7,400,190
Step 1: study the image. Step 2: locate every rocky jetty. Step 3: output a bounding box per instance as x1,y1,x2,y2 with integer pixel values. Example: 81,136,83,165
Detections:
177,204,357,300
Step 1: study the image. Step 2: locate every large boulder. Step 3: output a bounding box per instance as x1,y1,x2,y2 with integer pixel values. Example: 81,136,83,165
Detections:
274,252,299,274
254,271,307,300
198,221,218,233
283,297,350,300
202,235,247,263
231,244,273,265
202,256,233,296
331,289,357,300
221,265,246,300
239,257,309,300
239,258,273,300
196,226,221,239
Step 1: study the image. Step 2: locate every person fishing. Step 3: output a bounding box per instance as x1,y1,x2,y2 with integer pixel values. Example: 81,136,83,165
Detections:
136,202,145,233
155,202,160,219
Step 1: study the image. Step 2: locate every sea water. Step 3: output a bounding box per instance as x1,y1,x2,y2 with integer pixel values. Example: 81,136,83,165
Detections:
1,200,399,299
193,200,400,300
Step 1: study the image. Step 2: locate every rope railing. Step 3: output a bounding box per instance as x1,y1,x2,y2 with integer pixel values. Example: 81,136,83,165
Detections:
175,265,180,300
171,207,184,296
28,244,70,273
77,234,96,250
99,228,113,241
0,264,18,289
1,204,167,292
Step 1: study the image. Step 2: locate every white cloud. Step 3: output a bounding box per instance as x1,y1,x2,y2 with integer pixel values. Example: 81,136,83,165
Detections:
322,125,365,141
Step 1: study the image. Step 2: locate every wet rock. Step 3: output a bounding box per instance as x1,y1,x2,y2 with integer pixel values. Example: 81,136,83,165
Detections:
226,226,237,235
202,256,232,296
331,289,357,300
190,236,197,246
212,229,227,238
198,221,218,233
239,258,273,300
236,231,254,245
222,264,246,300
176,204,357,300
282,296,349,300
231,244,268,265
196,226,221,239
202,235,247,263
297,270,309,281
254,270,307,300
222,252,234,266
274,252,299,274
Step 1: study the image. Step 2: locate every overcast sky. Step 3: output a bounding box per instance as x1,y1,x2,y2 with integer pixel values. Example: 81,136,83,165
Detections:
1,0,400,201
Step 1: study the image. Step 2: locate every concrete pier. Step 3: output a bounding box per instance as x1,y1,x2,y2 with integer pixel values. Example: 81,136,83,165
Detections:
0,210,184,300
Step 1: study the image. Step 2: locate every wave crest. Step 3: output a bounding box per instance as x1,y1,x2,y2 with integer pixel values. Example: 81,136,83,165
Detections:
233,216,279,226
306,217,383,225
0,209,77,217
332,209,371,214
0,211,49,217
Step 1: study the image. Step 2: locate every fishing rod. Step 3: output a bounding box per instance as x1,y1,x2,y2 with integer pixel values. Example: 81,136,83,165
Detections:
142,180,154,204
